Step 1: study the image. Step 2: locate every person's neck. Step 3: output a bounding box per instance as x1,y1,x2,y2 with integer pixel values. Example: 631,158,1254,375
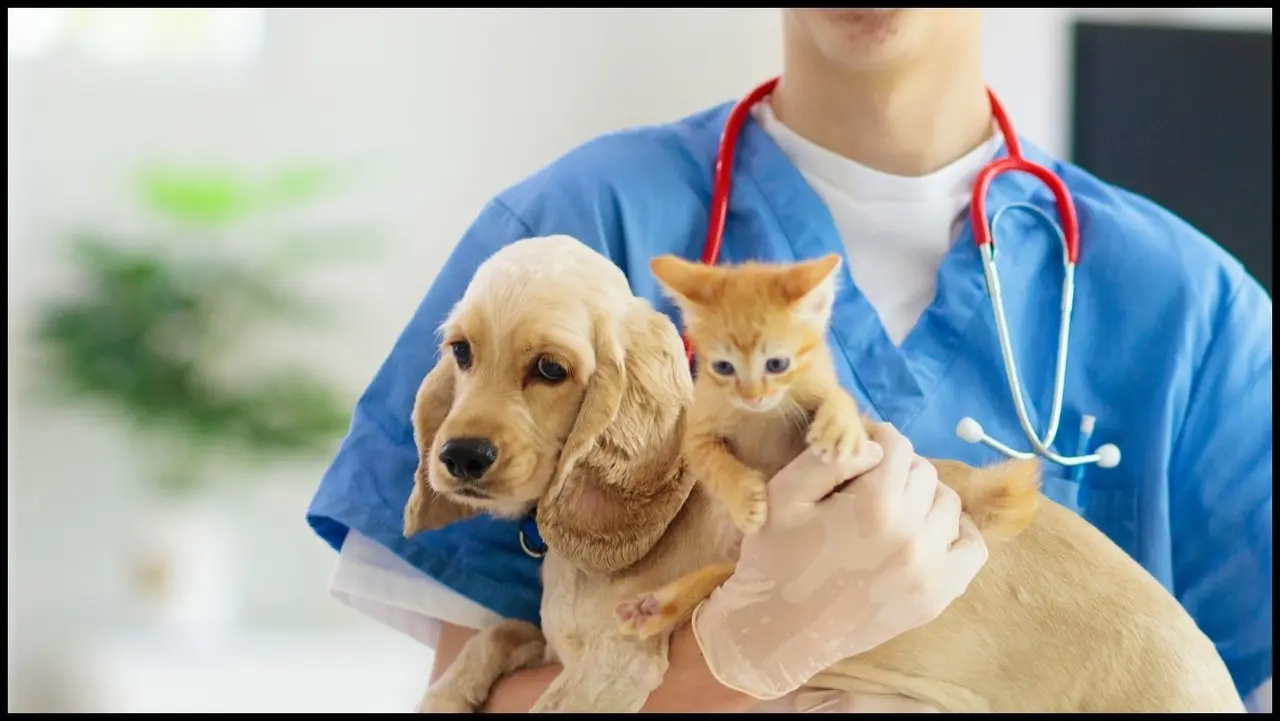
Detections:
771,38,992,177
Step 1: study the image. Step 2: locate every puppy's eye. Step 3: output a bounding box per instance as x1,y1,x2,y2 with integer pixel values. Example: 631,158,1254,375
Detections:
710,360,735,376
451,341,473,370
533,356,568,383
764,357,790,374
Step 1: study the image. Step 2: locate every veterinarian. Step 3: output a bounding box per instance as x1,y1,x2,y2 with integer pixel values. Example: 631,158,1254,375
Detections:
309,9,1271,712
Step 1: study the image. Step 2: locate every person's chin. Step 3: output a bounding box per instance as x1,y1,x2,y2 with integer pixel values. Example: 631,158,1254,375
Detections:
811,8,928,67
823,8,910,31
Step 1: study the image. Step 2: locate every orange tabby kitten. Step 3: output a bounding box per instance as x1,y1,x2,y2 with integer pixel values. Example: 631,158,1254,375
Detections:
614,253,1039,639
651,252,867,534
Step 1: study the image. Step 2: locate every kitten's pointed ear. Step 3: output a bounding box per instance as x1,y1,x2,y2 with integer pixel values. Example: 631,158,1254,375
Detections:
778,253,842,321
649,255,718,307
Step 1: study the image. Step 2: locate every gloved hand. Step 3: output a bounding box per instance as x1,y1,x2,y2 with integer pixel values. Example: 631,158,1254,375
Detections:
751,687,943,713
691,422,988,701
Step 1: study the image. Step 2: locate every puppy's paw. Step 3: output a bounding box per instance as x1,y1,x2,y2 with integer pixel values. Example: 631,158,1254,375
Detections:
417,688,475,714
616,590,680,639
491,621,546,673
806,400,867,463
724,471,769,534
416,620,544,713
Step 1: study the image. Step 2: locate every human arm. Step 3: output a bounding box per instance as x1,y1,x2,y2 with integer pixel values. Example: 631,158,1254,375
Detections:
439,622,756,713
1168,277,1272,706
429,622,477,685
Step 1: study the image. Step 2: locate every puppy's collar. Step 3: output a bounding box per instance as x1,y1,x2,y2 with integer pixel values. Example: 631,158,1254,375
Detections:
518,510,547,559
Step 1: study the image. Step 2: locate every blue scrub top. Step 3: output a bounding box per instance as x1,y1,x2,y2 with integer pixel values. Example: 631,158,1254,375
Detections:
307,101,1272,698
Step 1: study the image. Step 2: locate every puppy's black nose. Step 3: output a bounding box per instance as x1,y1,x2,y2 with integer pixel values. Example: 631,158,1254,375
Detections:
438,437,499,482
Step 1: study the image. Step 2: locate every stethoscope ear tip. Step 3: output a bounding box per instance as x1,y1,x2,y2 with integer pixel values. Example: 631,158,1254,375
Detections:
1094,444,1121,469
956,418,985,444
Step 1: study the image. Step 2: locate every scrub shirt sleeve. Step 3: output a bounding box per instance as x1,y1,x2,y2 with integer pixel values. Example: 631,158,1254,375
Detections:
306,198,566,647
1167,277,1272,705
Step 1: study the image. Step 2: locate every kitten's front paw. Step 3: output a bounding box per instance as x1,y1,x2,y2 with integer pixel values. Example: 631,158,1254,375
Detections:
807,401,867,463
726,471,769,533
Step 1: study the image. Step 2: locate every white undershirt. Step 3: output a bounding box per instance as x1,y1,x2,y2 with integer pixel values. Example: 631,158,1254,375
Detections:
327,109,1270,713
753,102,1000,346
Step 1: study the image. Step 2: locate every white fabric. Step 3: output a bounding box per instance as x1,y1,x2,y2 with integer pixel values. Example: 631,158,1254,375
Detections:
329,530,500,648
753,102,1000,347
1246,679,1271,713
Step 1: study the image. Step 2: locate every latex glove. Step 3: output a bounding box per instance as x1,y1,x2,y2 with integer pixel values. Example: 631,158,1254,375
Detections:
691,422,989,701
751,688,942,713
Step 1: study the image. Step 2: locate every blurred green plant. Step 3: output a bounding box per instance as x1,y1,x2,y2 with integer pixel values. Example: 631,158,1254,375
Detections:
30,163,375,497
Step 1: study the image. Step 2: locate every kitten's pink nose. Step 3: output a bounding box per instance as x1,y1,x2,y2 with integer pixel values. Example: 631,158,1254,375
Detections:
742,396,764,408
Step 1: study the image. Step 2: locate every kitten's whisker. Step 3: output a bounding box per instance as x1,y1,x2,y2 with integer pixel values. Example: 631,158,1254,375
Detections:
780,396,810,434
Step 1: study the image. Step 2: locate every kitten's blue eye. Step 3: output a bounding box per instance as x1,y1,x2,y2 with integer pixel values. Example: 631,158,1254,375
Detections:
765,357,790,374
710,360,735,376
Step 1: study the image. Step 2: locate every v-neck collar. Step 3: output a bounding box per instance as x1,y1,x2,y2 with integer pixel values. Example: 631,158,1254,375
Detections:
705,103,1058,432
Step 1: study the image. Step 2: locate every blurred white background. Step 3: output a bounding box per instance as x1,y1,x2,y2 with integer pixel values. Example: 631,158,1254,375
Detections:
7,8,1272,713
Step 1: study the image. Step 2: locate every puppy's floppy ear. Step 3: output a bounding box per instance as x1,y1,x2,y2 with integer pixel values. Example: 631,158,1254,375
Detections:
539,301,695,573
549,314,627,493
403,359,479,537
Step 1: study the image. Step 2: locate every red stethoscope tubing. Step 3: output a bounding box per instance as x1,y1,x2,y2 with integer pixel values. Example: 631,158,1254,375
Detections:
685,77,1081,365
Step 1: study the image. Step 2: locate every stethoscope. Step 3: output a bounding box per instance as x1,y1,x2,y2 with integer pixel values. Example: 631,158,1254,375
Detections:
686,77,1121,472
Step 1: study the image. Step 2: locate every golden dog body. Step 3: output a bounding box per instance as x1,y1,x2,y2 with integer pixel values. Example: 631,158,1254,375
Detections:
814,473,1245,712
406,235,1244,713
